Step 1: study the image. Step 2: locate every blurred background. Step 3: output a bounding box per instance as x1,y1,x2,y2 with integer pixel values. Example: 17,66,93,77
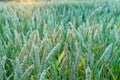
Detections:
0,0,49,2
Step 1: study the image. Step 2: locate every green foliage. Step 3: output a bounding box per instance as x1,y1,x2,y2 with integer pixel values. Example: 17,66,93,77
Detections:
0,1,120,80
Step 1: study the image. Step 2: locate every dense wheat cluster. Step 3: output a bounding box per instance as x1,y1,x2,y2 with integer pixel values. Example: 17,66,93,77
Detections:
0,1,120,80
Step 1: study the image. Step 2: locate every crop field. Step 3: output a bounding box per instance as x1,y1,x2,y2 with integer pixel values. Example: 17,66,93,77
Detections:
0,0,120,80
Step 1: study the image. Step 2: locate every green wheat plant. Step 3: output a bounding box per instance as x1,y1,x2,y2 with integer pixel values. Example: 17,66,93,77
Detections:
0,0,120,80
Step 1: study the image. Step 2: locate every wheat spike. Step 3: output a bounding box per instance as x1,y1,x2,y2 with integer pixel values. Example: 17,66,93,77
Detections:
20,64,34,80
45,42,61,62
39,70,46,80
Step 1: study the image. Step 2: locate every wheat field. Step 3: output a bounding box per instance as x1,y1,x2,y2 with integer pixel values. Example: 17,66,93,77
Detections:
0,1,120,80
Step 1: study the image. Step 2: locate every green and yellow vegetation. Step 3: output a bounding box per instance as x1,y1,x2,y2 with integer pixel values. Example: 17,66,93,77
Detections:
0,1,120,80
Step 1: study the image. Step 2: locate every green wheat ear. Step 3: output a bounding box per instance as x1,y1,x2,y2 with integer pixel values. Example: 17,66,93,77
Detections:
85,66,91,80
20,64,34,80
114,25,120,42
34,45,40,75
45,42,61,62
19,44,28,60
29,30,40,45
0,55,6,80
99,43,113,64
0,63,4,80
39,70,46,80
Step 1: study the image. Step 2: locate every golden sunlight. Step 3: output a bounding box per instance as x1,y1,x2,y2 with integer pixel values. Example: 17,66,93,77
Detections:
20,0,38,4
